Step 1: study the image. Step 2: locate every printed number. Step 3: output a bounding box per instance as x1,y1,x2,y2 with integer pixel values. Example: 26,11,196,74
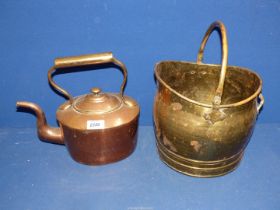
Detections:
89,122,100,127
87,120,105,129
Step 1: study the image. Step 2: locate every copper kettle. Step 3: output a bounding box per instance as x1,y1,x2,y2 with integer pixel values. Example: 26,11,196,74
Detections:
17,52,140,165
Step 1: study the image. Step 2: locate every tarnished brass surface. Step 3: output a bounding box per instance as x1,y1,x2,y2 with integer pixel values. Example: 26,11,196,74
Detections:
54,52,114,68
153,21,264,177
17,52,139,165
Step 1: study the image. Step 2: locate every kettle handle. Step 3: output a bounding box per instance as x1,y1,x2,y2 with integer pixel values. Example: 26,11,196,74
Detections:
196,21,228,107
48,52,127,103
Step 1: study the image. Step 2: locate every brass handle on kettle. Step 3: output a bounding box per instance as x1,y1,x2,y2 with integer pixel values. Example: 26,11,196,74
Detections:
48,52,127,103
197,21,228,106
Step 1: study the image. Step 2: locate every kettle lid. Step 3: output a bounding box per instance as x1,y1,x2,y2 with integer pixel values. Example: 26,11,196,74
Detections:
73,87,121,113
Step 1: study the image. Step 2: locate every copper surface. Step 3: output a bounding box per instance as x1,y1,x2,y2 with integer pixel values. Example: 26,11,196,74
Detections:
16,101,64,144
57,95,139,130
72,89,121,114
17,52,139,165
62,116,139,165
153,21,264,177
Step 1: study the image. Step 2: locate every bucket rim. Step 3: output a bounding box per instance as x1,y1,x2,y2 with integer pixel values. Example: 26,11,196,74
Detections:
154,60,263,108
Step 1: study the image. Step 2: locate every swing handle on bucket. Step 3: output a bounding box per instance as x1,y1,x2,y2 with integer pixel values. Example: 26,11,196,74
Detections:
197,21,228,106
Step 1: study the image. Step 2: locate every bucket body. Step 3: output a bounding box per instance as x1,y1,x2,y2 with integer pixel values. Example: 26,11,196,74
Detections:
154,61,262,177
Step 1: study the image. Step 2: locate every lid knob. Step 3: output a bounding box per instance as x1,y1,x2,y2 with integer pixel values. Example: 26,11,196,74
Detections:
91,87,101,95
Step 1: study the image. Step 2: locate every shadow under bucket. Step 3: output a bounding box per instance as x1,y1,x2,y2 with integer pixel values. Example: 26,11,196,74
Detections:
153,21,264,177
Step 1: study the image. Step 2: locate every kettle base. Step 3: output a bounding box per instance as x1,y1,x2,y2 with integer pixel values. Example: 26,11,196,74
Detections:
156,140,244,178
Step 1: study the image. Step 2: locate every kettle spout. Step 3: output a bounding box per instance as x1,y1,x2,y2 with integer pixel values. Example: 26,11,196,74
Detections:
16,101,64,145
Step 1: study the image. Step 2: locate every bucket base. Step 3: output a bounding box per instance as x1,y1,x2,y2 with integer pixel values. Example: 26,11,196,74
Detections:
156,140,244,178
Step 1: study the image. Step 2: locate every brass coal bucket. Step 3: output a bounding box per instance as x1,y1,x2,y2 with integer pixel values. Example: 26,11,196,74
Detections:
153,21,264,177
